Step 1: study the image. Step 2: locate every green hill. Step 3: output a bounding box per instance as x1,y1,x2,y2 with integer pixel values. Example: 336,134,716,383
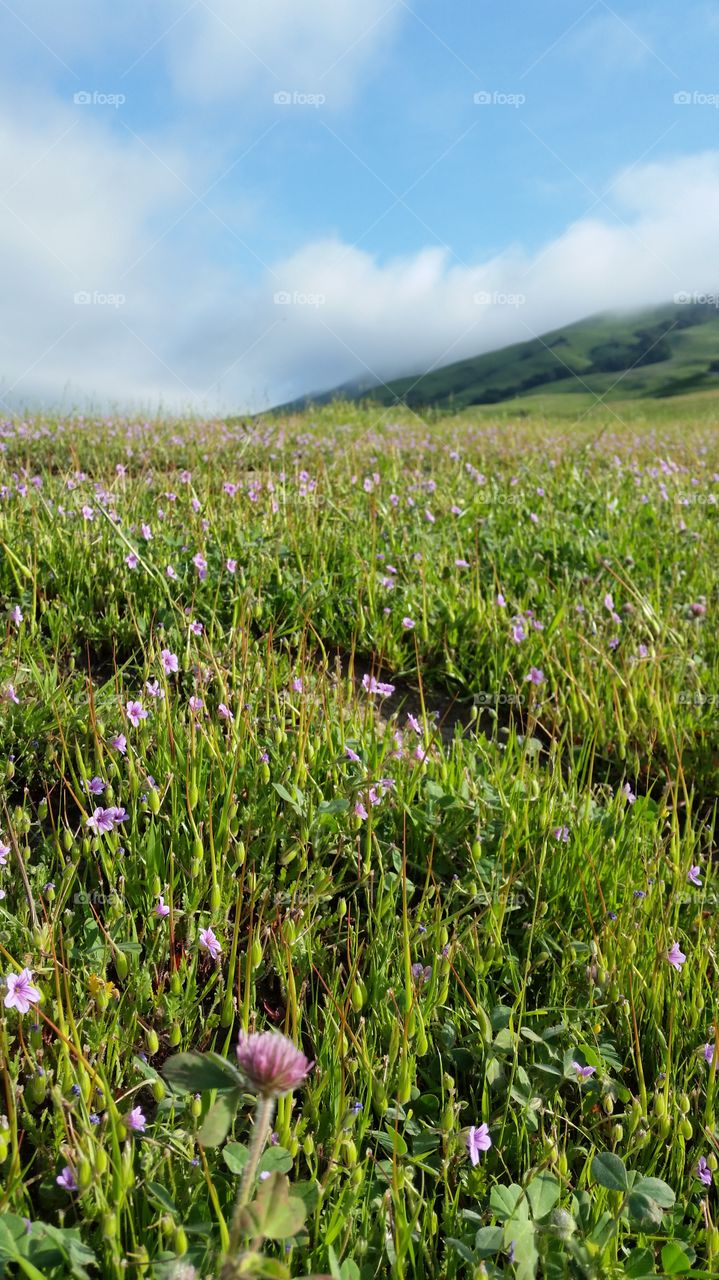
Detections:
273,300,719,413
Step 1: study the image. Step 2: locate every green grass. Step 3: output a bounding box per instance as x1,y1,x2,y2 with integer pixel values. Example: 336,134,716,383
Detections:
1,400,718,1279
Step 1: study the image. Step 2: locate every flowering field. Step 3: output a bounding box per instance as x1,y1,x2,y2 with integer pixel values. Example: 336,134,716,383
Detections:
1,401,719,1279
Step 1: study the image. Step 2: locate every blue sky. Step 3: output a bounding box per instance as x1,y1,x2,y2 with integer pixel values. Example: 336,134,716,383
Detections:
1,0,718,410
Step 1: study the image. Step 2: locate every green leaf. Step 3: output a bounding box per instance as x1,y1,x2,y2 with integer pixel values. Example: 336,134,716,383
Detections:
526,1172,560,1221
197,1091,240,1146
474,1226,504,1257
660,1242,694,1275
447,1239,476,1265
505,1219,538,1280
490,1184,526,1222
623,1246,656,1278
223,1142,249,1174
145,1182,178,1214
591,1151,629,1192
235,1173,307,1241
632,1176,675,1209
162,1050,243,1093
258,1146,294,1175
626,1190,663,1230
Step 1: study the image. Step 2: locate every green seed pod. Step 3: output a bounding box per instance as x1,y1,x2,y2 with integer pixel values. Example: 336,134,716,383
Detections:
303,1135,315,1158
188,783,199,810
210,883,221,913
350,980,365,1012
5,760,15,780
679,1117,693,1140
190,858,202,878
251,936,263,970
340,1138,357,1167
602,1094,614,1116
190,1095,203,1119
151,875,162,898
261,762,271,785
152,1080,166,1102
337,897,347,920
653,1092,667,1119
27,1074,47,1105
350,1165,364,1189
235,839,245,864
678,1092,690,1115
397,1062,412,1104
114,951,129,981
146,1028,159,1056
708,1227,719,1257
148,788,160,815
94,1146,108,1175
557,1151,568,1178
658,1115,672,1140
372,1080,388,1114
102,1212,118,1241
708,1153,718,1172
62,828,73,851
169,1023,182,1047
77,1157,93,1189
170,971,182,996
221,993,235,1028
193,836,203,860
611,1124,624,1143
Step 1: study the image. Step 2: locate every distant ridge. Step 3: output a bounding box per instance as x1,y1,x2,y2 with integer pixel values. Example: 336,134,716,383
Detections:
270,299,719,414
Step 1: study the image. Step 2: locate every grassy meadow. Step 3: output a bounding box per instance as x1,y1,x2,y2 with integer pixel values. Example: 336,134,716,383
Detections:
1,398,719,1278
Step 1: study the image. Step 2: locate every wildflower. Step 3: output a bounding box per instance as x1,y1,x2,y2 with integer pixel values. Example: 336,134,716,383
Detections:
10,605,23,626
354,801,368,821
126,1106,146,1133
56,1166,78,1191
199,927,222,960
192,552,207,579
496,593,506,607
688,865,702,886
402,616,415,630
226,558,237,573
189,620,203,636
3,684,19,704
511,624,526,643
82,505,94,520
553,826,570,842
292,678,303,693
86,807,115,834
526,667,545,686
467,1123,492,1166
188,696,203,715
703,1043,717,1066
0,841,10,865
141,523,152,541
106,806,128,825
235,1030,312,1097
126,700,148,728
622,782,636,805
146,678,164,700
696,1156,712,1186
362,674,395,697
572,1062,596,1080
111,733,127,754
218,703,234,720
4,968,41,1014
166,565,178,580
345,746,361,763
155,896,170,918
86,777,106,796
666,942,686,971
161,649,178,674
125,552,139,569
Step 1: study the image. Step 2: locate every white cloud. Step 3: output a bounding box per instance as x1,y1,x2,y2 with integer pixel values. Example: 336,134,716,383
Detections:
1,98,718,415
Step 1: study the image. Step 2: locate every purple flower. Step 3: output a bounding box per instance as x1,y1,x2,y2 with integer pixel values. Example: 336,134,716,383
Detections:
572,1061,596,1080
126,700,148,728
345,746,361,763
126,1106,146,1133
467,1123,492,1166
155,895,170,918
235,1030,313,1097
703,1042,717,1066
146,678,163,700
354,801,368,821
193,552,207,579
199,927,222,960
189,620,203,636
86,777,106,796
3,684,20,704
622,782,636,805
161,649,178,674
56,1165,77,1191
402,617,415,630
4,968,41,1014
362,674,395,698
0,841,9,865
511,624,526,643
106,806,128,825
696,1156,712,1186
666,942,686,971
218,702,234,720
10,605,23,626
526,667,545,686
226,558,237,573
111,733,127,755
125,552,139,569
688,865,702,886
86,807,115,834
553,826,570,843
188,695,204,715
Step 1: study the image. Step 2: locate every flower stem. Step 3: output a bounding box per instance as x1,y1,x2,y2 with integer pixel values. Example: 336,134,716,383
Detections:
227,1094,275,1255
